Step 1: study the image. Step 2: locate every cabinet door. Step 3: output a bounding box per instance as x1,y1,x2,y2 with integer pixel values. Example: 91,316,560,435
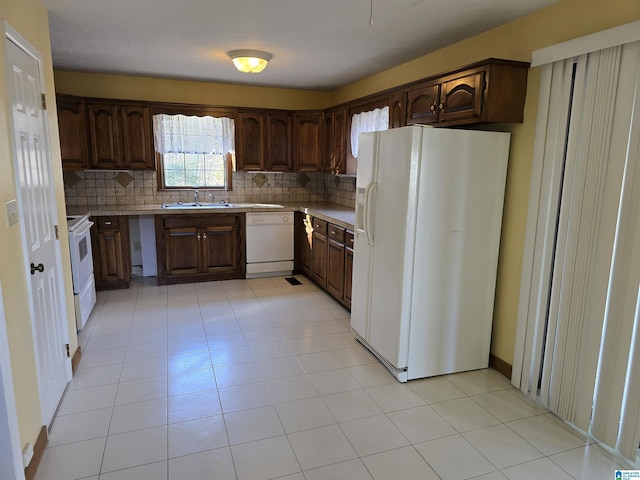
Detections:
87,103,122,169
406,83,440,125
297,214,313,277
326,238,345,300
312,231,328,287
322,111,334,173
236,111,265,171
91,216,131,290
56,95,88,170
120,104,154,170
266,111,292,171
201,224,242,275
388,91,407,129
294,111,324,172
164,227,200,275
439,70,485,124
331,108,347,174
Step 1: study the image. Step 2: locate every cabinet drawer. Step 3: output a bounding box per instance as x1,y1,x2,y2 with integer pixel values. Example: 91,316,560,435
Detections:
97,216,119,231
312,218,327,235
327,224,345,243
345,230,354,249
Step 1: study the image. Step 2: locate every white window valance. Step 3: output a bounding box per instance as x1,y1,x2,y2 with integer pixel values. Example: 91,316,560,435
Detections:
350,106,389,158
153,114,235,155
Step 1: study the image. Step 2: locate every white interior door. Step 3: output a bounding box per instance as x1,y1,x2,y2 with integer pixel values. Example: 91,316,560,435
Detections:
6,32,70,427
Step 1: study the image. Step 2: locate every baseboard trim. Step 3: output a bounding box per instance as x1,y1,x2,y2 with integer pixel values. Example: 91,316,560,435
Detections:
489,354,512,380
24,425,48,480
71,346,82,376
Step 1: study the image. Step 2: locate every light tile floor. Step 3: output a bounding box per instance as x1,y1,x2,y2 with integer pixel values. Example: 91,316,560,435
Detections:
36,276,633,480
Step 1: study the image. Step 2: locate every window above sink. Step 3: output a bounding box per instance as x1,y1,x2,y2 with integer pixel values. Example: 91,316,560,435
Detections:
153,114,235,191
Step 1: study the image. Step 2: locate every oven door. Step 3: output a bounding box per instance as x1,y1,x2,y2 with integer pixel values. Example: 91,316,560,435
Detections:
69,220,94,294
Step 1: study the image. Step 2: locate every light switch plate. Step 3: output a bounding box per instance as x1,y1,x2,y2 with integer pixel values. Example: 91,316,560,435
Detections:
5,199,18,227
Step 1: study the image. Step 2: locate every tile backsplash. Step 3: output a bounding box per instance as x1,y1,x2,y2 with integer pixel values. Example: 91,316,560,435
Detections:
63,170,356,208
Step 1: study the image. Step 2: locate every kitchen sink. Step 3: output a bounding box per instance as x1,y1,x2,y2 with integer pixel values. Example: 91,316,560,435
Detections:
161,202,284,209
228,203,284,208
161,202,232,208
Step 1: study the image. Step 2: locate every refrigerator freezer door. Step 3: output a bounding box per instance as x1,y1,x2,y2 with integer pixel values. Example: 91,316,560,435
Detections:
367,126,423,369
351,132,377,340
352,127,425,370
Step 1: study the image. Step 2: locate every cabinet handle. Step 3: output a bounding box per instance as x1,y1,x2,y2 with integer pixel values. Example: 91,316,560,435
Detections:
104,221,112,225
430,105,436,112
197,233,201,240
439,103,445,110
330,230,336,235
202,233,207,240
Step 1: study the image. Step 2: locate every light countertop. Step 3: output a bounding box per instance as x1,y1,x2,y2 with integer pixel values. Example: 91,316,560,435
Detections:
66,202,355,230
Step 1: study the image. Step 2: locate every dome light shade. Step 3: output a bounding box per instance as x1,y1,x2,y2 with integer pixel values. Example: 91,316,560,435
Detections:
228,49,272,73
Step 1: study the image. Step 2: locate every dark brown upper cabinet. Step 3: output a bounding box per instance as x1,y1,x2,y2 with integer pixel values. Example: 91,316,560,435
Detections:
323,107,348,174
85,100,154,170
120,105,155,170
56,94,89,170
57,97,154,170
405,60,528,127
388,91,408,129
236,109,292,172
266,111,292,171
293,111,324,172
236,110,265,171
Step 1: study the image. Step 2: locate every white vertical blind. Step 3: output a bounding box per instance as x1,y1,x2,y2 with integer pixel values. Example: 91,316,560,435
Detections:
514,39,640,462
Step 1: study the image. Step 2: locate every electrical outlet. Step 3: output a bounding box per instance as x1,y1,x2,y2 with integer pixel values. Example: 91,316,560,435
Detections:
5,199,18,227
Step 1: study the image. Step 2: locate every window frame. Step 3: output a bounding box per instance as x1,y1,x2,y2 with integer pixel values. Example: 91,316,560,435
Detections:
150,104,236,191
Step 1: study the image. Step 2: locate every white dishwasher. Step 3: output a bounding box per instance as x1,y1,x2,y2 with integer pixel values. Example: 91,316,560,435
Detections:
245,212,294,278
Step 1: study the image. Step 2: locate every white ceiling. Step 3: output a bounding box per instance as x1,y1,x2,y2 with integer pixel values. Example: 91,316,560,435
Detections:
42,0,556,91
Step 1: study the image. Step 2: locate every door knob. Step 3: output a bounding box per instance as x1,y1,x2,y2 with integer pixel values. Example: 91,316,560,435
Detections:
30,263,44,275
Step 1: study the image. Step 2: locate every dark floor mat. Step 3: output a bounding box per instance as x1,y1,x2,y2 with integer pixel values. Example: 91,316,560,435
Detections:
284,277,302,286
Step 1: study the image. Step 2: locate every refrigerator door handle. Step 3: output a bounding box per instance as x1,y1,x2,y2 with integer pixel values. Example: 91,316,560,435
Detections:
364,182,377,246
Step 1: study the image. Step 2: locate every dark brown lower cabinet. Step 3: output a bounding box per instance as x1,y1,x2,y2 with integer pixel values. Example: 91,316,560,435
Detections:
312,227,328,288
295,212,313,277
156,214,245,285
294,212,353,310
91,216,131,290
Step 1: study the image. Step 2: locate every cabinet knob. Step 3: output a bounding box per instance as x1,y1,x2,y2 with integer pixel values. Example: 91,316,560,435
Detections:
197,233,201,240
203,233,207,240
439,103,445,110
430,105,436,112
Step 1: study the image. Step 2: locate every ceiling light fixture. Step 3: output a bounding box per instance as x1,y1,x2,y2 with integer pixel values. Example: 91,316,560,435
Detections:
227,49,272,73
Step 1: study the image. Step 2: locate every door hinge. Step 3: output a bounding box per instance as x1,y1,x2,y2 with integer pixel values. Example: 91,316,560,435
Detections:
55,225,59,240
41,93,47,110
65,344,70,358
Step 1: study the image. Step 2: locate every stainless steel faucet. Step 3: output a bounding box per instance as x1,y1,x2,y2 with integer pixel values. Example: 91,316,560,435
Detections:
194,189,199,205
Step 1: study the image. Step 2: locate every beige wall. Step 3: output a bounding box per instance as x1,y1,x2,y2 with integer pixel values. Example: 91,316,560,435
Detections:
54,70,332,110
0,0,77,454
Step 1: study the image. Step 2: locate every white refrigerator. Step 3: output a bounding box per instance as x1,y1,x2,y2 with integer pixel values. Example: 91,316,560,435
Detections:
351,126,510,382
